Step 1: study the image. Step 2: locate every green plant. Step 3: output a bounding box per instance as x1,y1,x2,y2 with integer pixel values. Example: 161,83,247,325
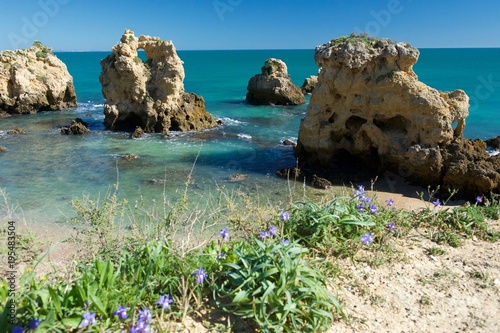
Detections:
283,196,375,256
214,237,340,333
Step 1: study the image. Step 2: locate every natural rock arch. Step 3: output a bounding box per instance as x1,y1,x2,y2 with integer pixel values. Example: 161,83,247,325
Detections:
99,29,219,134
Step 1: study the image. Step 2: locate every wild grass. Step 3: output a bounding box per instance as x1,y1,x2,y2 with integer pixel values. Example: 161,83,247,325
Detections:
0,178,499,332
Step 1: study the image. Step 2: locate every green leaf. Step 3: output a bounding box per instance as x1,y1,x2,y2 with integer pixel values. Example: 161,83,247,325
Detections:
48,287,62,317
90,294,107,315
61,317,82,329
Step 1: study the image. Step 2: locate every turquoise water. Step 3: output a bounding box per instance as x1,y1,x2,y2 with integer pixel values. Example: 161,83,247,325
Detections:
0,49,499,224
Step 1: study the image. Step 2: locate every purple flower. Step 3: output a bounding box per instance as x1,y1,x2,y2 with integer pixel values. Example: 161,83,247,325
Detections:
362,195,372,203
475,196,482,204
80,311,96,327
155,295,174,310
259,230,269,240
113,305,128,320
218,252,226,260
281,238,290,246
219,228,230,240
280,211,290,221
137,308,152,323
354,185,365,198
433,199,441,207
369,204,379,214
360,232,374,246
387,222,396,232
193,268,207,284
386,199,394,207
11,327,24,333
28,319,42,329
268,226,278,237
130,320,151,333
357,203,365,212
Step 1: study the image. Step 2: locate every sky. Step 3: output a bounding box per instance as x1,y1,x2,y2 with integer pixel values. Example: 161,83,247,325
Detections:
1,0,500,51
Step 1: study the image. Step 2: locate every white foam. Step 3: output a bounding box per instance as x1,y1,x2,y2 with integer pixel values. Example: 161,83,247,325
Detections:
220,117,247,126
237,133,252,140
487,149,500,157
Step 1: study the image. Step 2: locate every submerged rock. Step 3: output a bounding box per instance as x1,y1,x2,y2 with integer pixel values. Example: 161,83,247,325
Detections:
7,127,26,135
100,29,219,134
295,35,499,198
228,173,248,182
0,41,77,114
246,58,305,106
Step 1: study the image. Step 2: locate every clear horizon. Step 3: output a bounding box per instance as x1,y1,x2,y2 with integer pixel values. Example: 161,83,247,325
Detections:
2,0,500,52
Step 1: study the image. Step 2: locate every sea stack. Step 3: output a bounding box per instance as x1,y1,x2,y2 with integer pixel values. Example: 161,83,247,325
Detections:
295,35,500,198
99,29,219,134
0,41,77,115
246,58,305,106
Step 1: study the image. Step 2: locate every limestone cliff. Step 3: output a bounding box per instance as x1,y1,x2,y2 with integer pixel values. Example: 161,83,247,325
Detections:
246,58,305,106
0,41,77,114
295,36,499,198
99,29,219,133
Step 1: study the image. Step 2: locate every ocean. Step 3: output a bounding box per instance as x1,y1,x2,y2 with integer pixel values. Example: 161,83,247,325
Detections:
0,48,499,224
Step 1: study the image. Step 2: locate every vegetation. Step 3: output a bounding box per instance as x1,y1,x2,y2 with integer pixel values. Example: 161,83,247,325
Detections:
329,33,391,48
0,182,498,332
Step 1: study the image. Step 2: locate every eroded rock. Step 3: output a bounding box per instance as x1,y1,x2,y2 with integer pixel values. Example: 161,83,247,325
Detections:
246,58,305,105
301,75,318,94
0,41,77,114
61,118,90,135
99,29,219,134
295,35,499,198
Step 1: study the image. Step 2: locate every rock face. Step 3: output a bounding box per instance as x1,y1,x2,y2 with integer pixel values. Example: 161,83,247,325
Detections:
296,36,500,198
99,29,219,134
246,58,305,105
0,41,77,114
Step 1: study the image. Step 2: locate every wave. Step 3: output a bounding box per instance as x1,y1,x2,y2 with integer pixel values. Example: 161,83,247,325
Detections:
219,117,247,126
487,148,500,157
237,133,252,140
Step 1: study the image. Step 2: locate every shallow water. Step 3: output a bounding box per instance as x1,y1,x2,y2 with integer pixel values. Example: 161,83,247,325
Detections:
1,49,499,225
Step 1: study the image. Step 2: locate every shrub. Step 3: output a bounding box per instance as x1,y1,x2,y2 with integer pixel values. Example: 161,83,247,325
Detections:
214,236,340,333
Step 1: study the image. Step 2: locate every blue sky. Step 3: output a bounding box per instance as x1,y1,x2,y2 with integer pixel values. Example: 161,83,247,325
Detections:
1,0,499,51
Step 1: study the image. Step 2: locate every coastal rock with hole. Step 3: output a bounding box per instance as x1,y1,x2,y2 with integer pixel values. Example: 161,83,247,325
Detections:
246,58,305,105
0,41,77,114
295,35,500,198
99,29,219,134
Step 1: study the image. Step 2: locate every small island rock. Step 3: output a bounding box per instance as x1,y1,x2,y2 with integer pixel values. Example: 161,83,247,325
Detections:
246,58,305,106
99,29,219,134
0,41,77,114
61,118,90,135
301,75,318,94
295,35,500,198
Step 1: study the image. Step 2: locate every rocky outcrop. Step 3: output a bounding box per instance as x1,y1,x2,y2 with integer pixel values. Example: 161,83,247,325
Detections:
295,35,499,198
246,58,305,105
99,29,219,134
301,75,318,94
0,41,77,114
61,118,90,135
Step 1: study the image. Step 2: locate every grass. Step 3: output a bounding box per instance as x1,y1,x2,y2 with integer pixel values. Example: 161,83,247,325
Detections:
0,180,499,332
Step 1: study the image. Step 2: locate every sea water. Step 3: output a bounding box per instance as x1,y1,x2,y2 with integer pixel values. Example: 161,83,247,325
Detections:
0,49,499,225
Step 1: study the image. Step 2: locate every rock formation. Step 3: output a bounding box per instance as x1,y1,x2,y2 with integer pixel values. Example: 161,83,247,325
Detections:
99,29,219,134
246,58,305,105
295,35,500,198
61,118,90,135
0,41,77,114
301,75,318,94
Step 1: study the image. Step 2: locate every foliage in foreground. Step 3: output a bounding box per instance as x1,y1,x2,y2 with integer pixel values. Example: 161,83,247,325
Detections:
0,185,499,332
